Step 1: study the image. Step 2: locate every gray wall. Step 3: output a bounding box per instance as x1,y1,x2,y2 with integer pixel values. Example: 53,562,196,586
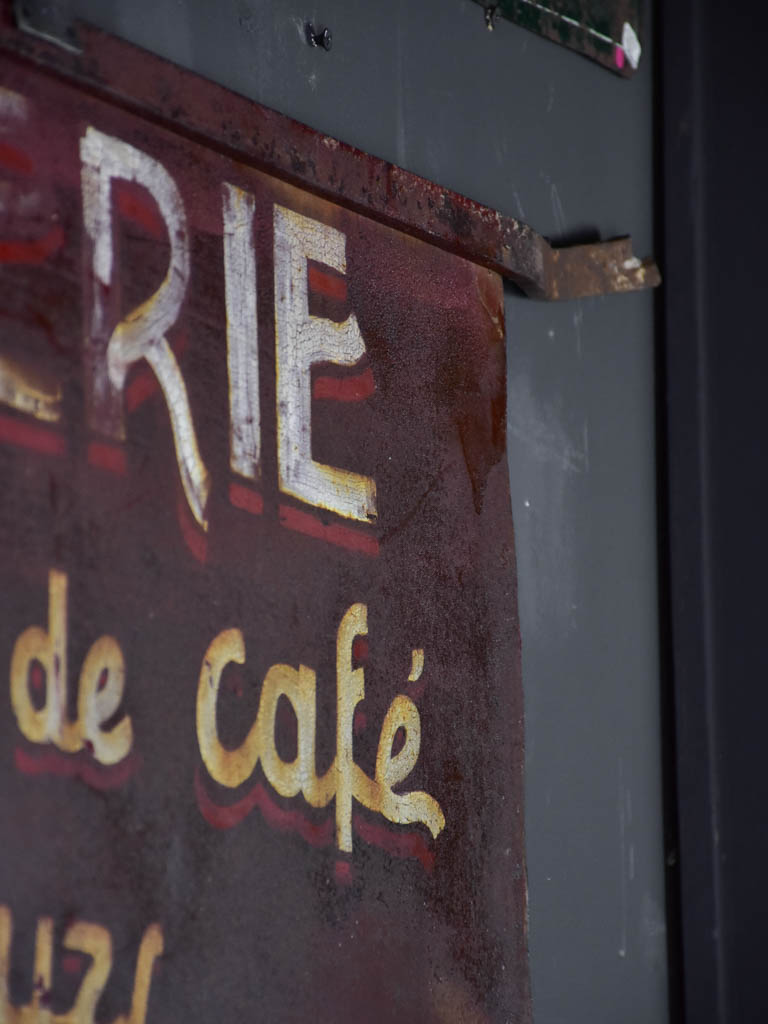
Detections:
65,1,667,1019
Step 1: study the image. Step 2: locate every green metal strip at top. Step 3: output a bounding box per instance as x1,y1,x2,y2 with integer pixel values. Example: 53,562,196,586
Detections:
479,0,643,78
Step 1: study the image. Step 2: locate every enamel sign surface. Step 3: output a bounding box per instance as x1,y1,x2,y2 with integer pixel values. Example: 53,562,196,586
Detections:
0,32,530,1024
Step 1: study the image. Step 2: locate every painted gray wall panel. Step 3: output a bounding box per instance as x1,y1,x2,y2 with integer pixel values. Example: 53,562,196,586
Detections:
64,2,667,1020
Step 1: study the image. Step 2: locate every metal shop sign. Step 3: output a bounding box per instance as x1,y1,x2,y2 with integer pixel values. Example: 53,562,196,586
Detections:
0,9,656,1023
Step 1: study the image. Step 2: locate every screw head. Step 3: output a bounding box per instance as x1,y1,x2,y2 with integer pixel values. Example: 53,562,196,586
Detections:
307,23,332,50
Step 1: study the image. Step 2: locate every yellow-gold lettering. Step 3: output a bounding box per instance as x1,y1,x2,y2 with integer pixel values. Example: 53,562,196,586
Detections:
114,924,163,1024
0,905,162,1024
196,628,257,788
257,663,328,802
374,694,445,839
61,922,112,1024
9,570,132,767
77,638,132,767
334,603,366,852
31,915,53,1024
10,569,71,749
0,905,11,1020
195,602,445,853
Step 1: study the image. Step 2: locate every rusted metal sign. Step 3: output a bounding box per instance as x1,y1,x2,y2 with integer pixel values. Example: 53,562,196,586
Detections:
0,13,533,1024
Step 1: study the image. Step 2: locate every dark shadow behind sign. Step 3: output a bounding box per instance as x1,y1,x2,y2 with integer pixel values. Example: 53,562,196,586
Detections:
0,19,530,1024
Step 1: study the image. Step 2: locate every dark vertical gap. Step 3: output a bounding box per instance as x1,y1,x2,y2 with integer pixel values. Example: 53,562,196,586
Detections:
657,0,726,1020
652,0,685,1017
699,5,768,1018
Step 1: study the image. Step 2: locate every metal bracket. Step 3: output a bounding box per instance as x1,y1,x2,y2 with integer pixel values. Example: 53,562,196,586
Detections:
13,0,80,52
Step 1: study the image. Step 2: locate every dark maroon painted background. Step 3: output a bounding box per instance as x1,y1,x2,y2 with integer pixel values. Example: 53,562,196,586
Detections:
0,49,529,1023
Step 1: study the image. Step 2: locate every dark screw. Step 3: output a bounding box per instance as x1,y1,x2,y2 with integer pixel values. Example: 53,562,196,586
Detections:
306,23,332,50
